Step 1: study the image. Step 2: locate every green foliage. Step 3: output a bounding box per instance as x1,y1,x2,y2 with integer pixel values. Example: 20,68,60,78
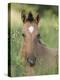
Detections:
9,4,58,76
10,3,58,16
39,11,58,48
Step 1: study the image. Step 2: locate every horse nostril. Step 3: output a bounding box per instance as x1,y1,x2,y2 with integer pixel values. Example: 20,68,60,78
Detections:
27,57,36,66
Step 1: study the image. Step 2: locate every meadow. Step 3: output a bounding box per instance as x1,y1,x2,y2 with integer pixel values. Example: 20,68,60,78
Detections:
8,4,58,76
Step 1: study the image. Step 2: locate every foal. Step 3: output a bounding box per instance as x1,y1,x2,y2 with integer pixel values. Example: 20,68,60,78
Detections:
21,11,58,75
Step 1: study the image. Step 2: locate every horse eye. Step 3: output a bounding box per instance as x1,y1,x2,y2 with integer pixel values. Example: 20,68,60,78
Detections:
22,33,25,37
37,34,40,38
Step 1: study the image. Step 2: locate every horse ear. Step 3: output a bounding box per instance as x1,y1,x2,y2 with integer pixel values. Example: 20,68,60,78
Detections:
35,14,40,24
21,10,26,23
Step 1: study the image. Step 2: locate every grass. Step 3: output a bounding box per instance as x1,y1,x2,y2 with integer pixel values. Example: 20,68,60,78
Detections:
9,9,58,76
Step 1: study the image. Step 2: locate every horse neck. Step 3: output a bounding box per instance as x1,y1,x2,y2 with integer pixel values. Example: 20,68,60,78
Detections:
37,41,57,57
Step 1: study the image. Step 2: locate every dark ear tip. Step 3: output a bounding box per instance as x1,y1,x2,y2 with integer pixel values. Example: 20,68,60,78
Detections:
21,10,25,17
21,10,26,22
35,13,40,23
21,10,25,14
36,14,40,19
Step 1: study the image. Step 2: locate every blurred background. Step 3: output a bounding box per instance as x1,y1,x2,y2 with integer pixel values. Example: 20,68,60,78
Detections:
8,3,58,76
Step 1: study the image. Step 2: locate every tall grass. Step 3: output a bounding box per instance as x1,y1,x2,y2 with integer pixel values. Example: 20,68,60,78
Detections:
9,8,58,76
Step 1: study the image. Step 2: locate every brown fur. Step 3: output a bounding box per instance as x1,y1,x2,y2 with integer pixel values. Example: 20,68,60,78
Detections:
21,12,58,76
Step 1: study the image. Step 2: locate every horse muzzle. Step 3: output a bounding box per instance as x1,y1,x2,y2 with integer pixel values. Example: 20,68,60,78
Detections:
27,56,36,66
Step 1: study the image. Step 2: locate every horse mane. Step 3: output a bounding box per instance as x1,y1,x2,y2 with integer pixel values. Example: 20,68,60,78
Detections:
26,12,34,22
